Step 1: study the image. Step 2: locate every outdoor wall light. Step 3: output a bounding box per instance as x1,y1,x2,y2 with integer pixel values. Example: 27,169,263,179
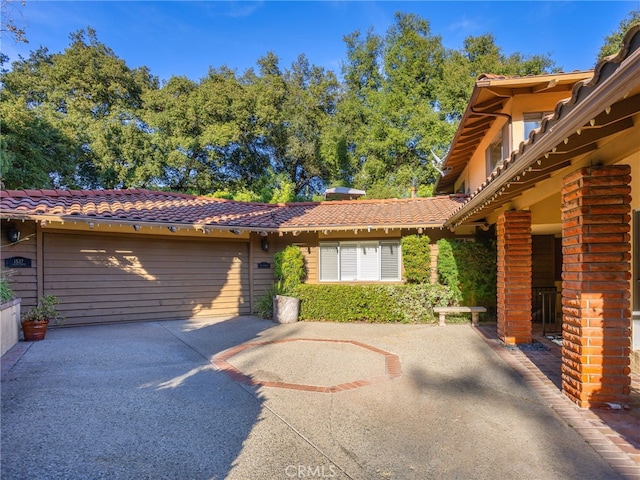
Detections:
261,237,270,252
230,229,241,235
168,226,178,233
133,224,141,231
6,224,20,243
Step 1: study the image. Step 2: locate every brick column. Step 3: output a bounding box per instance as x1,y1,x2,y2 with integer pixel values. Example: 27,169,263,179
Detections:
497,211,532,344
561,165,631,408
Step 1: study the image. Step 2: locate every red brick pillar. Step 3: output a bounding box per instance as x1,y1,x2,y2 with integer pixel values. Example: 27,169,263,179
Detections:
497,211,532,344
561,165,632,408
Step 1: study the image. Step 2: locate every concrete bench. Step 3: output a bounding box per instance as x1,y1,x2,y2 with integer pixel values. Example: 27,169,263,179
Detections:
433,306,487,327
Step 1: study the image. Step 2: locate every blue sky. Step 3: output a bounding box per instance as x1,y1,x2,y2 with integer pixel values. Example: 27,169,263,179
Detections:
1,1,638,82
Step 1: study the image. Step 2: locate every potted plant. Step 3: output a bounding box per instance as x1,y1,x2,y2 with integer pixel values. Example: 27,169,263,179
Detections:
21,295,64,341
272,245,305,324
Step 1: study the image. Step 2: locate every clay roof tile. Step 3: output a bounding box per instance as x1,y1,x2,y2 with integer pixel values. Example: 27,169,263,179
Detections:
0,189,466,231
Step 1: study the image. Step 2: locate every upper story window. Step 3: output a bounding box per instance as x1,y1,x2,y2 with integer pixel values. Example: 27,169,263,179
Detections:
319,241,401,282
487,134,503,173
486,122,510,175
523,112,551,139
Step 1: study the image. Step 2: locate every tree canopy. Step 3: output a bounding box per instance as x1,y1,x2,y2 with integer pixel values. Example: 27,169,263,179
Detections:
3,9,629,200
597,8,640,61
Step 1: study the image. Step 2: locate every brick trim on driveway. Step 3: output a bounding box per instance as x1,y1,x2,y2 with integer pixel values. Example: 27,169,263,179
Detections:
213,338,402,393
474,324,640,479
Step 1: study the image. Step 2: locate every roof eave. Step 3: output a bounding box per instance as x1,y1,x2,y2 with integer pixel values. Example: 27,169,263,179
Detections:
445,28,640,228
1,211,449,233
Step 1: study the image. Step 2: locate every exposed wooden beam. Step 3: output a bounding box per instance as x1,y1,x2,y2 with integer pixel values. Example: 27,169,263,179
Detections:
532,79,558,93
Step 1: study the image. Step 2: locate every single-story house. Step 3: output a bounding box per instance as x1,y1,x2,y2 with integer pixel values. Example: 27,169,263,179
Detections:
1,25,638,408
0,191,467,324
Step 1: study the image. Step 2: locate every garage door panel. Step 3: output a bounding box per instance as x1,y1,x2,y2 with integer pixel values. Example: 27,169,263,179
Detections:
44,282,247,298
55,286,247,306
44,272,248,285
44,233,249,325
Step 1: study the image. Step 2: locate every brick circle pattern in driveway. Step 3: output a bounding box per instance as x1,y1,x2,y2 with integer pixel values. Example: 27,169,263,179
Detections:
213,338,402,393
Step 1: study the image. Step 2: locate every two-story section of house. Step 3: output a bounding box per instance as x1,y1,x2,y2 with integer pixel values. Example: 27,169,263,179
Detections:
435,71,594,197
436,25,640,409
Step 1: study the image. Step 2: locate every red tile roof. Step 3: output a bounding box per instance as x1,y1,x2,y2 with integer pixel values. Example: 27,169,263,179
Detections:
0,189,467,232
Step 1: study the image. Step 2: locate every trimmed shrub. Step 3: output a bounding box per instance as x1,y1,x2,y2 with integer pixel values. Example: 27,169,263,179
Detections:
294,283,456,323
401,234,431,284
273,245,306,295
436,239,462,303
388,284,457,323
454,239,497,307
437,238,497,308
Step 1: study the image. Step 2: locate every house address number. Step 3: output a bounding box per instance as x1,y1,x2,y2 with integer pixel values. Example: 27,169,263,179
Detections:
4,256,32,268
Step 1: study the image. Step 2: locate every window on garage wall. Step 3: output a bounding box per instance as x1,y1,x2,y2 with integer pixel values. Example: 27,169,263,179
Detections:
319,241,401,282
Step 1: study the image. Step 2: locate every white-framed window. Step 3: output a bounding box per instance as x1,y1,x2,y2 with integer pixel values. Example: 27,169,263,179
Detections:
524,112,543,139
486,123,511,175
486,134,503,173
523,112,552,139
319,241,401,282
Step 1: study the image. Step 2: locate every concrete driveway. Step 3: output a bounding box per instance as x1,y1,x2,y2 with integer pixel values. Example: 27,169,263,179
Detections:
0,318,626,479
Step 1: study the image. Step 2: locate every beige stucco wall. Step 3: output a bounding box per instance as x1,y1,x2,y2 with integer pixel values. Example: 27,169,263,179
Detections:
618,152,640,362
456,91,578,196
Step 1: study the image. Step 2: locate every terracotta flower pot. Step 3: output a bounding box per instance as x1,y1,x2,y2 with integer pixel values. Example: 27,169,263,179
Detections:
21,321,49,341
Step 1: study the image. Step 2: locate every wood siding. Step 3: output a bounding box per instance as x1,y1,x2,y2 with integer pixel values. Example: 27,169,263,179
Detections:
1,220,38,309
43,232,249,325
250,233,318,308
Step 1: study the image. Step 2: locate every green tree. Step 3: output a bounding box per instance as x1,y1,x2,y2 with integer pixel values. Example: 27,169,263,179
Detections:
341,13,450,198
597,8,640,60
143,73,241,193
250,53,343,197
339,13,556,199
436,33,556,122
1,28,159,189
0,94,75,188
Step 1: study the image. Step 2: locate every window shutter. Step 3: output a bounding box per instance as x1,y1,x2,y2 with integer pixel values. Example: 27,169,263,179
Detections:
359,242,379,280
340,244,358,280
380,242,400,280
319,243,339,281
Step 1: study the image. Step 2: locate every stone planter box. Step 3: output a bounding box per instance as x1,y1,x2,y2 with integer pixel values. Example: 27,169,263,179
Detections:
273,295,299,324
1,298,20,356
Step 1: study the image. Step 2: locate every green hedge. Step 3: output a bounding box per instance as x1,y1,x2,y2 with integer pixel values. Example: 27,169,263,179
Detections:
453,239,497,306
293,283,456,323
436,238,462,303
437,238,496,307
401,234,431,284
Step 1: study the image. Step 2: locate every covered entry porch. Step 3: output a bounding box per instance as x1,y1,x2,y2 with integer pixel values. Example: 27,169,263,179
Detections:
445,26,640,408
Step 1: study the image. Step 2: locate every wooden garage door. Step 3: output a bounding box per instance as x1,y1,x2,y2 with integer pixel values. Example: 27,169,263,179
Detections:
43,232,250,325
